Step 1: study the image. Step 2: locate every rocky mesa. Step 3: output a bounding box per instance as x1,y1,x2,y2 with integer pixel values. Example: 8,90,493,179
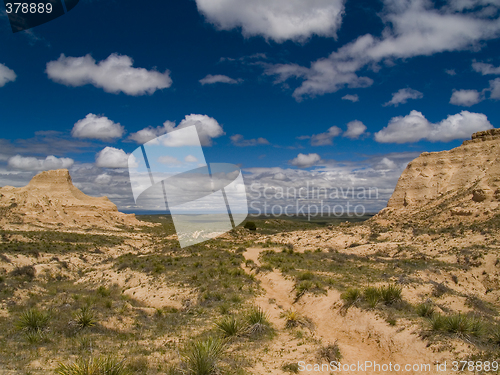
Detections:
377,128,500,226
0,169,141,230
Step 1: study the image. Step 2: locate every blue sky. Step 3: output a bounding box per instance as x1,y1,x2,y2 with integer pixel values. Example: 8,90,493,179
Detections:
1,0,499,213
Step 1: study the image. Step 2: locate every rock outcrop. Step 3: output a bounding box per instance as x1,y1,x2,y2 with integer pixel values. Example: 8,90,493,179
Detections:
0,169,141,230
377,129,500,226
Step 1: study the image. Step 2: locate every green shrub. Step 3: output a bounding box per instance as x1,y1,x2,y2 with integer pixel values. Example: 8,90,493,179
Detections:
243,222,256,231
182,337,226,375
363,287,381,308
74,306,96,330
318,340,342,362
282,362,299,373
16,308,51,332
379,284,402,305
340,288,361,310
55,356,129,375
280,310,308,329
215,316,242,337
415,303,435,318
246,306,271,335
429,314,446,331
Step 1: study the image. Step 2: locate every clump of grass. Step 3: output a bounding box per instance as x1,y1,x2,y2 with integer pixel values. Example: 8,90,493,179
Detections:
74,306,96,330
24,330,51,345
363,287,381,308
490,326,500,345
16,308,51,332
215,316,242,338
295,280,314,299
379,284,402,305
55,356,129,375
340,288,361,312
415,303,435,318
445,314,484,337
318,340,342,363
297,271,314,281
182,337,226,375
280,310,310,329
246,306,272,336
429,314,446,331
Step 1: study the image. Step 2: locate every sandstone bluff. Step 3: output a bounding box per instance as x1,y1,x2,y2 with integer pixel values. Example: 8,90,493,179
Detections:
0,169,140,230
377,128,500,226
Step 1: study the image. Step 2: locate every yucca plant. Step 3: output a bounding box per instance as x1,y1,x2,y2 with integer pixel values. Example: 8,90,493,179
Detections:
74,306,96,330
444,313,471,334
429,313,446,331
182,337,226,375
340,288,361,311
215,315,242,337
379,284,402,305
55,356,129,375
16,308,51,332
280,310,308,329
415,303,435,318
246,306,271,335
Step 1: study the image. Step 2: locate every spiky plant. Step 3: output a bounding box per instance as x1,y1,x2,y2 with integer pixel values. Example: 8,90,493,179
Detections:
55,356,129,375
16,308,51,332
215,315,242,337
182,337,226,375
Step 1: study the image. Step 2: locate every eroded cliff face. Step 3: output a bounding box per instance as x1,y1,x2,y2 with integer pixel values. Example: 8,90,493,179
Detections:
378,129,500,225
0,169,141,230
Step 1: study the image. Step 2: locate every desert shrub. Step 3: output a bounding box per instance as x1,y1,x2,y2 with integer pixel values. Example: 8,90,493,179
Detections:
432,283,450,298
490,326,500,345
340,288,361,310
379,284,402,305
297,271,314,281
96,286,110,297
363,287,381,308
295,280,314,298
246,306,271,335
74,306,96,330
243,222,256,231
429,314,446,331
24,329,51,344
445,314,472,335
280,310,310,329
258,263,273,272
416,303,435,318
55,356,129,375
282,362,299,373
16,308,51,332
318,340,342,362
10,265,36,280
215,316,242,337
182,337,226,375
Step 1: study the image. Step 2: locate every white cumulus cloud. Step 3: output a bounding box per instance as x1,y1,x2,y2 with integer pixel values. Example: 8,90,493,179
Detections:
374,110,493,143
289,153,321,168
46,53,172,96
129,115,224,147
199,74,243,85
195,0,346,42
0,63,16,87
488,78,500,99
383,88,423,107
95,147,131,168
8,155,74,171
341,94,359,102
449,89,484,106
343,120,367,139
71,113,124,141
310,126,342,146
265,0,500,100
472,61,500,75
